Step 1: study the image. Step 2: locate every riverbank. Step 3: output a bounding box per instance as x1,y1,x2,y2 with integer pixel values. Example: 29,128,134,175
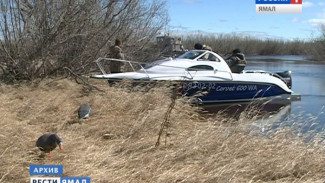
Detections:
0,79,324,182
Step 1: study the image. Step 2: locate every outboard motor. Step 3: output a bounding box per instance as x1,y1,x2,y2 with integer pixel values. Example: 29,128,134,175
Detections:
274,71,292,89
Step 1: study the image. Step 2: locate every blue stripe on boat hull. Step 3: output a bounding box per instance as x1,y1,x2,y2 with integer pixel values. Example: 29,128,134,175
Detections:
180,81,291,103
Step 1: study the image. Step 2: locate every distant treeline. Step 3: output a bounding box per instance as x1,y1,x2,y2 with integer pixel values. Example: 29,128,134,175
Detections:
181,33,324,59
308,27,325,61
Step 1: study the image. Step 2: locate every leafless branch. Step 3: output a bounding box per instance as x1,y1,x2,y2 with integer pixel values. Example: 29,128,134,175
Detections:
0,0,168,82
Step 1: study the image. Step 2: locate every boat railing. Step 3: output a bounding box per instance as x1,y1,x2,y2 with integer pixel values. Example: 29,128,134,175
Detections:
95,57,234,80
243,70,291,88
243,70,290,77
95,57,150,77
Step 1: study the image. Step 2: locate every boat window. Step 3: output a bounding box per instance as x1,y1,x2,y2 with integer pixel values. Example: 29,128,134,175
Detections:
187,65,214,71
178,50,205,59
198,53,218,61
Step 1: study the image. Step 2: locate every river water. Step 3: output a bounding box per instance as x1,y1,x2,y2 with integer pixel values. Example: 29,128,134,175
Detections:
203,56,325,139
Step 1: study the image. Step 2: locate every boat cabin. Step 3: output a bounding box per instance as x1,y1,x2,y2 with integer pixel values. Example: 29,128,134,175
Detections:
141,50,232,75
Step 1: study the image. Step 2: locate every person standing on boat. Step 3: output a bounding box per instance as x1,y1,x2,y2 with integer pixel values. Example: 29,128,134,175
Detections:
194,43,212,51
225,48,247,73
202,44,212,51
194,43,203,50
108,38,125,73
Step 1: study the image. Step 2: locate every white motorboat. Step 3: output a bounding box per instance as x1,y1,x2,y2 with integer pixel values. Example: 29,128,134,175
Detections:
90,50,299,104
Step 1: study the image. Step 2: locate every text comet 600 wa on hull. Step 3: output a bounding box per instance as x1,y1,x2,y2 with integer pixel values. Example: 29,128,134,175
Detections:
90,50,300,104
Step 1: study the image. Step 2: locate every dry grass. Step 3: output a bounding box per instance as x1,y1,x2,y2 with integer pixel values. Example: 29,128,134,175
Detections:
0,78,324,183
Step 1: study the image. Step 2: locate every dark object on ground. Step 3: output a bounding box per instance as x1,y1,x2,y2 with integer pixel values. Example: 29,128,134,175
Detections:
78,103,92,119
36,133,63,159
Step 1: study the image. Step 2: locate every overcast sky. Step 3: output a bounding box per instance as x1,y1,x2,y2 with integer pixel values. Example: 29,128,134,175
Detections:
166,0,325,40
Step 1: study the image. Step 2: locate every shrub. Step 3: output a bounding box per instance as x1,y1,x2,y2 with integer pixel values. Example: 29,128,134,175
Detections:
0,0,168,82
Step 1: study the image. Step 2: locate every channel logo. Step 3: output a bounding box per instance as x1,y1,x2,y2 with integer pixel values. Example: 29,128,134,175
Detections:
256,0,302,14
29,165,90,183
30,177,91,183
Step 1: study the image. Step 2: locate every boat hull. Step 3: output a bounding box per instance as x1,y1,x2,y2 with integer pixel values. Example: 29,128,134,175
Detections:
107,79,292,104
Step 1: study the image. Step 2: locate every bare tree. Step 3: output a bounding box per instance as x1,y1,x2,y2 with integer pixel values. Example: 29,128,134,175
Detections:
0,0,168,82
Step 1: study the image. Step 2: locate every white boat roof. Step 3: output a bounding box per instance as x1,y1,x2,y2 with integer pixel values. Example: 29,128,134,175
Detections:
140,50,231,74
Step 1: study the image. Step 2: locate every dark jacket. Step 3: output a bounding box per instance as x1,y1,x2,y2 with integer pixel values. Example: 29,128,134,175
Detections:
109,45,124,59
108,45,125,73
225,52,246,73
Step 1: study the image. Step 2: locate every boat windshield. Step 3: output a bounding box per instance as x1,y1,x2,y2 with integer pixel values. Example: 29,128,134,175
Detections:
177,50,205,60
143,58,172,69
